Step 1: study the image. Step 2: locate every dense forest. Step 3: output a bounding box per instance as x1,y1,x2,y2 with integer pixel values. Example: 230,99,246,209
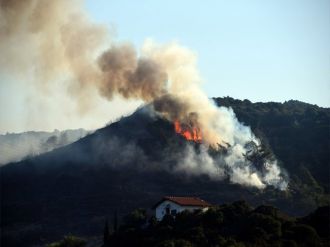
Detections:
214,97,330,211
1,98,329,246
48,201,330,247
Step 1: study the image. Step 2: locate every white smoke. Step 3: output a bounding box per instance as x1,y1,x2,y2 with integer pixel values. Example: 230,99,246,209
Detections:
172,106,288,190
176,142,288,190
175,145,225,180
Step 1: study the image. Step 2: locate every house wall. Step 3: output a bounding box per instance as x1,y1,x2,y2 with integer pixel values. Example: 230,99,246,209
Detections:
155,200,208,221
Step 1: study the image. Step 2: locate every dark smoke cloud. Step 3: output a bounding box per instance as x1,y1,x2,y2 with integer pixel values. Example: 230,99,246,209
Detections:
98,44,168,101
153,94,190,121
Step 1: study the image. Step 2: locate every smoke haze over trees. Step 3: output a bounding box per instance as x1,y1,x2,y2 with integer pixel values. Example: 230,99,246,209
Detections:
0,129,89,165
0,1,329,246
1,98,329,247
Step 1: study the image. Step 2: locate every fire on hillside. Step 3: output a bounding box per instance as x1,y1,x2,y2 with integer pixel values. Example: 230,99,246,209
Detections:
174,120,202,143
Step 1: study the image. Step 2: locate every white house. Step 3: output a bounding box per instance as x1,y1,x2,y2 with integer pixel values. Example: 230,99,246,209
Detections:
153,196,211,221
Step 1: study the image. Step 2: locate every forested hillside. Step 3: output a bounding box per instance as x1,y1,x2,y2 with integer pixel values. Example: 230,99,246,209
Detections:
1,98,329,246
100,201,329,247
214,97,330,209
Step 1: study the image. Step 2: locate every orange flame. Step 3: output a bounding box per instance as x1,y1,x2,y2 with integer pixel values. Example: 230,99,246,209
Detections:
174,120,202,142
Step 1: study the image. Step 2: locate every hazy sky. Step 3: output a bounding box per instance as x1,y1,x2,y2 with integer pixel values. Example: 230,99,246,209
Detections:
0,0,329,134
85,0,330,106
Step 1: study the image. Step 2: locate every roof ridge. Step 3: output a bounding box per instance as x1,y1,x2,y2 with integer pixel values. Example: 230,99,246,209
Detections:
153,196,211,209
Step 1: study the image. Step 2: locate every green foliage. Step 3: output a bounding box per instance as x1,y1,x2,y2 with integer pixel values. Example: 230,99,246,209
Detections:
156,239,193,247
202,207,224,226
122,208,147,229
105,202,329,247
46,235,86,247
248,213,282,238
286,224,321,247
298,205,330,238
214,97,330,214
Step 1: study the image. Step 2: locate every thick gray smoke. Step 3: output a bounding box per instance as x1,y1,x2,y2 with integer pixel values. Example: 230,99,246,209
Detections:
0,0,288,189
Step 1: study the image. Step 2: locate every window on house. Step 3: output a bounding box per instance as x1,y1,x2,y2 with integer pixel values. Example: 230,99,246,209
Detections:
171,209,177,216
165,205,170,215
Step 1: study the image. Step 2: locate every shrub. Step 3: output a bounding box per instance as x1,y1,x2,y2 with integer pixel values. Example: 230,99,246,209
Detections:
46,235,86,247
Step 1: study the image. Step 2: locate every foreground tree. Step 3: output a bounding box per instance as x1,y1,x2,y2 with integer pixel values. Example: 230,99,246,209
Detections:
46,235,86,247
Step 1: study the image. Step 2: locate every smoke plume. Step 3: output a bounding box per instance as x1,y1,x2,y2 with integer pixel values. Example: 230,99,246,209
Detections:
0,0,288,189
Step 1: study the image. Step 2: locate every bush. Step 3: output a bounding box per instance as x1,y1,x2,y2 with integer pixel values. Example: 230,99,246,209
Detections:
156,239,193,247
290,224,320,246
122,208,147,228
47,235,86,247
248,213,282,238
202,207,224,227
100,202,327,247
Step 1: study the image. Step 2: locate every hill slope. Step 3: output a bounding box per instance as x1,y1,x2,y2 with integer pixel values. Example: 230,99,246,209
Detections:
0,129,89,165
214,97,330,192
1,98,329,246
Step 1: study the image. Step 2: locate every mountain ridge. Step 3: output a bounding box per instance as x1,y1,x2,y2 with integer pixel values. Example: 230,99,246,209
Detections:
0,128,89,165
1,97,329,246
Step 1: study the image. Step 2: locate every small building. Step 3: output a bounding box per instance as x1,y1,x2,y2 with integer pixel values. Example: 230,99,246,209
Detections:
153,196,211,221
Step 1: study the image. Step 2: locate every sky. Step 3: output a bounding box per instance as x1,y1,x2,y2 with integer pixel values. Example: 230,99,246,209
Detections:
85,0,330,106
0,0,329,134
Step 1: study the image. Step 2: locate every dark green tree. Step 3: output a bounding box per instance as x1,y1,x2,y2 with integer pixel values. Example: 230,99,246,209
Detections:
103,219,110,246
113,210,118,232
47,235,86,247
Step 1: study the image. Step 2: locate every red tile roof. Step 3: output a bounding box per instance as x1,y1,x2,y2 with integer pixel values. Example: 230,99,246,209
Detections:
153,196,211,208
